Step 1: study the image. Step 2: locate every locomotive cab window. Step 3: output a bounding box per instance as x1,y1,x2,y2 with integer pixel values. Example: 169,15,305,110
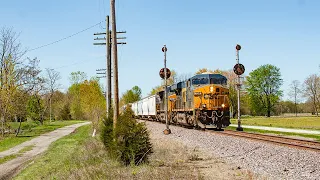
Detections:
192,78,208,85
210,77,227,85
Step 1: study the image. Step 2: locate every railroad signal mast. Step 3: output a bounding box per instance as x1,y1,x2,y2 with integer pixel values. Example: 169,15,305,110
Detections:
161,45,171,135
233,44,245,131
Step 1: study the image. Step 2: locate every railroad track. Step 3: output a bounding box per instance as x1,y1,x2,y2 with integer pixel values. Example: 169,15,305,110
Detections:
216,130,320,152
138,119,320,152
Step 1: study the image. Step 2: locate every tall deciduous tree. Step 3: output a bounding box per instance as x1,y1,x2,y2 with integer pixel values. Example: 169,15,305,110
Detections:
245,64,283,117
288,80,301,117
45,68,61,122
121,86,142,105
304,74,320,116
79,78,105,137
68,71,87,120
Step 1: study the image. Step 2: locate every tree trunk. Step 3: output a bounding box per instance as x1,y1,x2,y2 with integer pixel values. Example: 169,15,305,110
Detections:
1,116,4,137
15,118,22,137
313,99,318,117
267,96,271,117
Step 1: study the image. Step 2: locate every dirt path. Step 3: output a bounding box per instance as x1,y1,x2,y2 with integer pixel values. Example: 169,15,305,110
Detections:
0,122,90,180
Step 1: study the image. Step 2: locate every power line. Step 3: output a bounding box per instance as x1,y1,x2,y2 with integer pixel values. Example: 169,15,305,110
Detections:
27,21,104,52
98,0,105,29
51,55,105,70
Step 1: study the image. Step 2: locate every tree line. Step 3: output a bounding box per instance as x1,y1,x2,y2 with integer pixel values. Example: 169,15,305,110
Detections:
0,27,106,137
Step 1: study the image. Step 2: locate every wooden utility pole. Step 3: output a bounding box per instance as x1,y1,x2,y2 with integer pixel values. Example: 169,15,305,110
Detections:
110,0,119,129
93,11,126,129
94,16,112,117
106,16,112,116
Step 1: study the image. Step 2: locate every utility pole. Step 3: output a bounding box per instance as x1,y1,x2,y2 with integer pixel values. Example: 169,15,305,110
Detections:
106,18,112,116
93,12,126,126
94,16,111,117
110,0,119,129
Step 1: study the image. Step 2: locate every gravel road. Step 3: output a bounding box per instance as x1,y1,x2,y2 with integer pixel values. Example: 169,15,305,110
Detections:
0,122,90,180
144,121,320,180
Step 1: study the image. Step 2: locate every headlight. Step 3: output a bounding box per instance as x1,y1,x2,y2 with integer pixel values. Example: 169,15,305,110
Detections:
210,86,214,92
222,104,225,108
194,92,202,96
202,104,206,108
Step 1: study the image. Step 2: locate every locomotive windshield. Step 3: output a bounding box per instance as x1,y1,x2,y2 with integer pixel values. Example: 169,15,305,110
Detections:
192,78,208,85
210,77,227,85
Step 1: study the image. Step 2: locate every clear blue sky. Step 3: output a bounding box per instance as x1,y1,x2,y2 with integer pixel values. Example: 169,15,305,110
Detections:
1,0,319,100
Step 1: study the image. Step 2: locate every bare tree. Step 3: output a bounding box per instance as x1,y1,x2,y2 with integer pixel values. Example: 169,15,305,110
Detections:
304,74,320,116
0,27,26,137
288,80,301,117
46,68,61,122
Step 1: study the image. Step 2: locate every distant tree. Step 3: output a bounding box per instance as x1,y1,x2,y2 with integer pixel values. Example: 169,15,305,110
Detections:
121,86,142,105
0,27,26,137
45,68,61,122
79,78,106,137
175,73,192,83
304,74,320,116
68,71,87,120
51,91,71,120
221,70,239,118
195,68,213,74
27,95,45,124
246,64,283,117
288,80,301,117
69,71,87,85
149,85,163,96
149,70,177,95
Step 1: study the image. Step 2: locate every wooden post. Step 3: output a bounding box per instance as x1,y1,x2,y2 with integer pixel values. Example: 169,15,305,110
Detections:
110,0,119,129
106,16,112,116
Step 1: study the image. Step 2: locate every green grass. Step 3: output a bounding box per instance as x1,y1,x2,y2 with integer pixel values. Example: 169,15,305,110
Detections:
230,116,320,130
0,120,86,152
15,125,92,180
225,126,320,142
0,145,35,165
0,154,18,164
15,125,209,180
18,145,35,154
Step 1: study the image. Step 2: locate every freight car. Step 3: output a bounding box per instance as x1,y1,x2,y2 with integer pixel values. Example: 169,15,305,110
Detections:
130,73,231,130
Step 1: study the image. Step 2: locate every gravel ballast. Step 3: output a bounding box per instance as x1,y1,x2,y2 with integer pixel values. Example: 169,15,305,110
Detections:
143,121,320,180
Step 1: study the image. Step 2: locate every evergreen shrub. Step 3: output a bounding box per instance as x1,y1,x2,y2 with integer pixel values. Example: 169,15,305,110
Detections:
100,108,153,165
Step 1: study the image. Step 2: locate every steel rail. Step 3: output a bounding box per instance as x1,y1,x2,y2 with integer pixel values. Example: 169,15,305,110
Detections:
137,118,320,151
217,130,320,152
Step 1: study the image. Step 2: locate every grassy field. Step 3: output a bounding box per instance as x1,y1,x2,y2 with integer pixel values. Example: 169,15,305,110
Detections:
0,120,85,152
226,126,320,142
231,116,320,130
15,124,251,180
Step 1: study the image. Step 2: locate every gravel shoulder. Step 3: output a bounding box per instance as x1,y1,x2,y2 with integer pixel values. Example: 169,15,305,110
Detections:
0,122,90,180
144,121,320,180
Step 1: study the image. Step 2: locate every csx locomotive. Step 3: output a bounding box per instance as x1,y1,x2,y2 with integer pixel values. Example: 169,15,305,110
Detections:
130,72,231,129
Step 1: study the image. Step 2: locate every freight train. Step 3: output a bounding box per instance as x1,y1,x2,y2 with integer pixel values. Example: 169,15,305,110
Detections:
130,72,231,129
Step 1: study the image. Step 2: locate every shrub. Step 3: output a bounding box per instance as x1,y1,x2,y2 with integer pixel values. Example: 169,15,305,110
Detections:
100,108,153,166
